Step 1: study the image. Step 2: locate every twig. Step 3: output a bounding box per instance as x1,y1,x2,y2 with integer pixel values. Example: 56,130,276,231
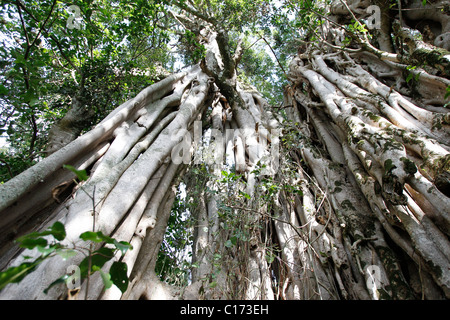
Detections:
339,0,363,27
259,34,289,80
0,157,13,179
85,243,93,300
16,0,39,22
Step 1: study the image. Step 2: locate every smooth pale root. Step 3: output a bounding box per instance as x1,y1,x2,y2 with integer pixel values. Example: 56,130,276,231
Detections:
294,61,410,202
94,70,211,239
0,72,185,214
58,69,212,284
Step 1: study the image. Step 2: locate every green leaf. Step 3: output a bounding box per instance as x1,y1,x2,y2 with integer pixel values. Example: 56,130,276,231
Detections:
17,221,66,243
48,221,66,241
56,249,78,261
43,275,69,294
224,240,234,248
0,259,43,291
113,240,132,256
265,253,275,264
79,247,115,278
0,84,7,96
109,261,128,293
445,86,450,99
79,231,114,244
63,164,89,181
239,190,251,200
36,244,58,255
406,73,413,83
319,251,328,257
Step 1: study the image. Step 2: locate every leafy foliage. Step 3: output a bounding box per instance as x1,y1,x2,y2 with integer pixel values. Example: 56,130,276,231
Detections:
0,0,172,182
0,220,132,294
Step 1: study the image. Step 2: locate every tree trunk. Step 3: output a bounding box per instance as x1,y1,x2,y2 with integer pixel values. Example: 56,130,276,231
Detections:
0,1,449,300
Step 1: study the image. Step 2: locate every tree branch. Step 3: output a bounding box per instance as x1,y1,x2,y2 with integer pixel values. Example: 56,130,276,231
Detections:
16,4,30,47
15,0,39,22
48,34,78,70
232,38,245,67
